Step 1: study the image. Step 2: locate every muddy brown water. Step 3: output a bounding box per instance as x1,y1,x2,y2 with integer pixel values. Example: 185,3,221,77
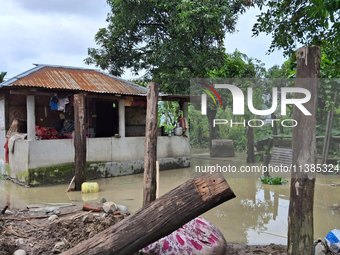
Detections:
1,154,340,245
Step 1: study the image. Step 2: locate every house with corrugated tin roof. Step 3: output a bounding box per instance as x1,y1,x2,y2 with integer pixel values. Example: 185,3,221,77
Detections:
0,64,190,186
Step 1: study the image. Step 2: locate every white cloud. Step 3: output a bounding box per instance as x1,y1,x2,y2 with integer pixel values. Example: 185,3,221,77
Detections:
0,0,109,79
0,1,287,82
225,8,287,69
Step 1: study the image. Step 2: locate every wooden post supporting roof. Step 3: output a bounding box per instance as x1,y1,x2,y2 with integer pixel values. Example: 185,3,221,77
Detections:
287,46,320,255
74,92,86,191
61,172,236,255
143,82,159,206
26,95,35,141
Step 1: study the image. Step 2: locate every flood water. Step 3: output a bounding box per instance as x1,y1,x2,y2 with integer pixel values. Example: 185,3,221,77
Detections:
1,155,340,245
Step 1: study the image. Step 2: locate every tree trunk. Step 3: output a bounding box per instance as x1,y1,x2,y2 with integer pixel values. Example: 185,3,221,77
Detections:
207,108,217,150
246,126,254,163
61,172,235,255
143,82,159,206
74,92,86,191
287,46,320,255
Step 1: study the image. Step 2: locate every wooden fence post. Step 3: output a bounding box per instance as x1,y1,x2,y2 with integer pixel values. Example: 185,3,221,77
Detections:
143,82,159,206
74,92,86,191
287,46,320,255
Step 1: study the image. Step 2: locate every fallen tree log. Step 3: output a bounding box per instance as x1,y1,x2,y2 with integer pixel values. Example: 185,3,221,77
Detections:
61,172,235,255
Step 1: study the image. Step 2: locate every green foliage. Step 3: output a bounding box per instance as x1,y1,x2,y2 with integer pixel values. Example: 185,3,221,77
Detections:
189,105,209,148
265,61,293,78
253,0,340,56
129,78,148,87
85,0,253,94
0,72,7,83
260,176,286,185
279,48,340,123
207,50,266,78
316,124,340,137
214,107,247,150
226,124,247,151
158,101,182,134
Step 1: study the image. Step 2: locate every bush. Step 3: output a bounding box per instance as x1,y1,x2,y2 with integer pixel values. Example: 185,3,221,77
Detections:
260,176,286,185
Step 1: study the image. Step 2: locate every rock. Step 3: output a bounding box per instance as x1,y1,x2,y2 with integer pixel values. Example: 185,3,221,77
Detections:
13,249,26,255
114,214,124,220
82,214,94,223
52,241,65,253
29,207,45,212
5,210,13,215
48,215,58,222
45,206,59,214
314,239,327,255
15,238,26,246
103,202,117,213
119,210,130,216
100,197,107,204
117,204,127,211
53,210,61,214
82,203,102,212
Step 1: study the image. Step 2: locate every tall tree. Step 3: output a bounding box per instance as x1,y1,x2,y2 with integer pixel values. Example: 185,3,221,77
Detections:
85,0,252,94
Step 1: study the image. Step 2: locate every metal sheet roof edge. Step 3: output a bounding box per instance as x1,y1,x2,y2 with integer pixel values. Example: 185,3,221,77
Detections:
0,65,45,87
0,64,148,94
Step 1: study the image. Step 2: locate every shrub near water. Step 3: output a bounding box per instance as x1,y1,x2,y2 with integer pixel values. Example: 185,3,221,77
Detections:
260,176,286,185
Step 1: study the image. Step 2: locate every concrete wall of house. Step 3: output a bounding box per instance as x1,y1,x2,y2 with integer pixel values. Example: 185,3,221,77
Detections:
0,97,6,175
8,140,29,182
5,136,190,185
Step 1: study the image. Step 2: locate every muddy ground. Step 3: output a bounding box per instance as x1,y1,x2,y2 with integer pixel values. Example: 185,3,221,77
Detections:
0,204,288,255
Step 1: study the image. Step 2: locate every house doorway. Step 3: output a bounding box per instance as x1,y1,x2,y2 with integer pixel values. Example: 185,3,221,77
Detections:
95,100,119,137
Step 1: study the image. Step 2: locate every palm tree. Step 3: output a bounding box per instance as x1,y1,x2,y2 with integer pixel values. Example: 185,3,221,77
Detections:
0,72,7,83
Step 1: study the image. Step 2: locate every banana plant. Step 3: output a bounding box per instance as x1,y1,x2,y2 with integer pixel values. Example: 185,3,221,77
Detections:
0,72,7,83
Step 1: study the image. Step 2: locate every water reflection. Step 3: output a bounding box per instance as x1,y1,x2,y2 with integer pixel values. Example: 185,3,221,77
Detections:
1,166,340,245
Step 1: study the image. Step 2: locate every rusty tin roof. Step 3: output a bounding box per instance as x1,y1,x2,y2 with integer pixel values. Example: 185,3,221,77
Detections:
0,64,148,95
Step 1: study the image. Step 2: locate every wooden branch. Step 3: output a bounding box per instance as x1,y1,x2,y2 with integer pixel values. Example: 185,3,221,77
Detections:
61,172,235,255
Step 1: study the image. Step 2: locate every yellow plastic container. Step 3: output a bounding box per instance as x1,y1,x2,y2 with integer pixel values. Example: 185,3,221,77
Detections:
81,182,99,193
81,192,99,202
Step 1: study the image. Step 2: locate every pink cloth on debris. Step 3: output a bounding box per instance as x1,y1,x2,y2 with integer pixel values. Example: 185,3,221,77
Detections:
141,216,226,255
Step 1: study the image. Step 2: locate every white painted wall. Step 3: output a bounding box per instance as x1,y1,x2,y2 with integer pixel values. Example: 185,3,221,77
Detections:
8,140,29,182
0,98,6,162
7,136,190,177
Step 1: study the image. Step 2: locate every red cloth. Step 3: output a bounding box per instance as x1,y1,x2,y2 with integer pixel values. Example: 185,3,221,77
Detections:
35,126,59,140
4,138,9,163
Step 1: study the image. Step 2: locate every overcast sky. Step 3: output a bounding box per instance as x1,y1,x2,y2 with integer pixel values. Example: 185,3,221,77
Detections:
0,0,286,81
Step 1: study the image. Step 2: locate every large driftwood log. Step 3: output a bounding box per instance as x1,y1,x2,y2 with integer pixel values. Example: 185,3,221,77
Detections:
62,172,235,255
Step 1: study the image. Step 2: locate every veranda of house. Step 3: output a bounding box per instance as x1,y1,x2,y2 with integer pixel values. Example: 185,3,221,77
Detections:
0,64,190,186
